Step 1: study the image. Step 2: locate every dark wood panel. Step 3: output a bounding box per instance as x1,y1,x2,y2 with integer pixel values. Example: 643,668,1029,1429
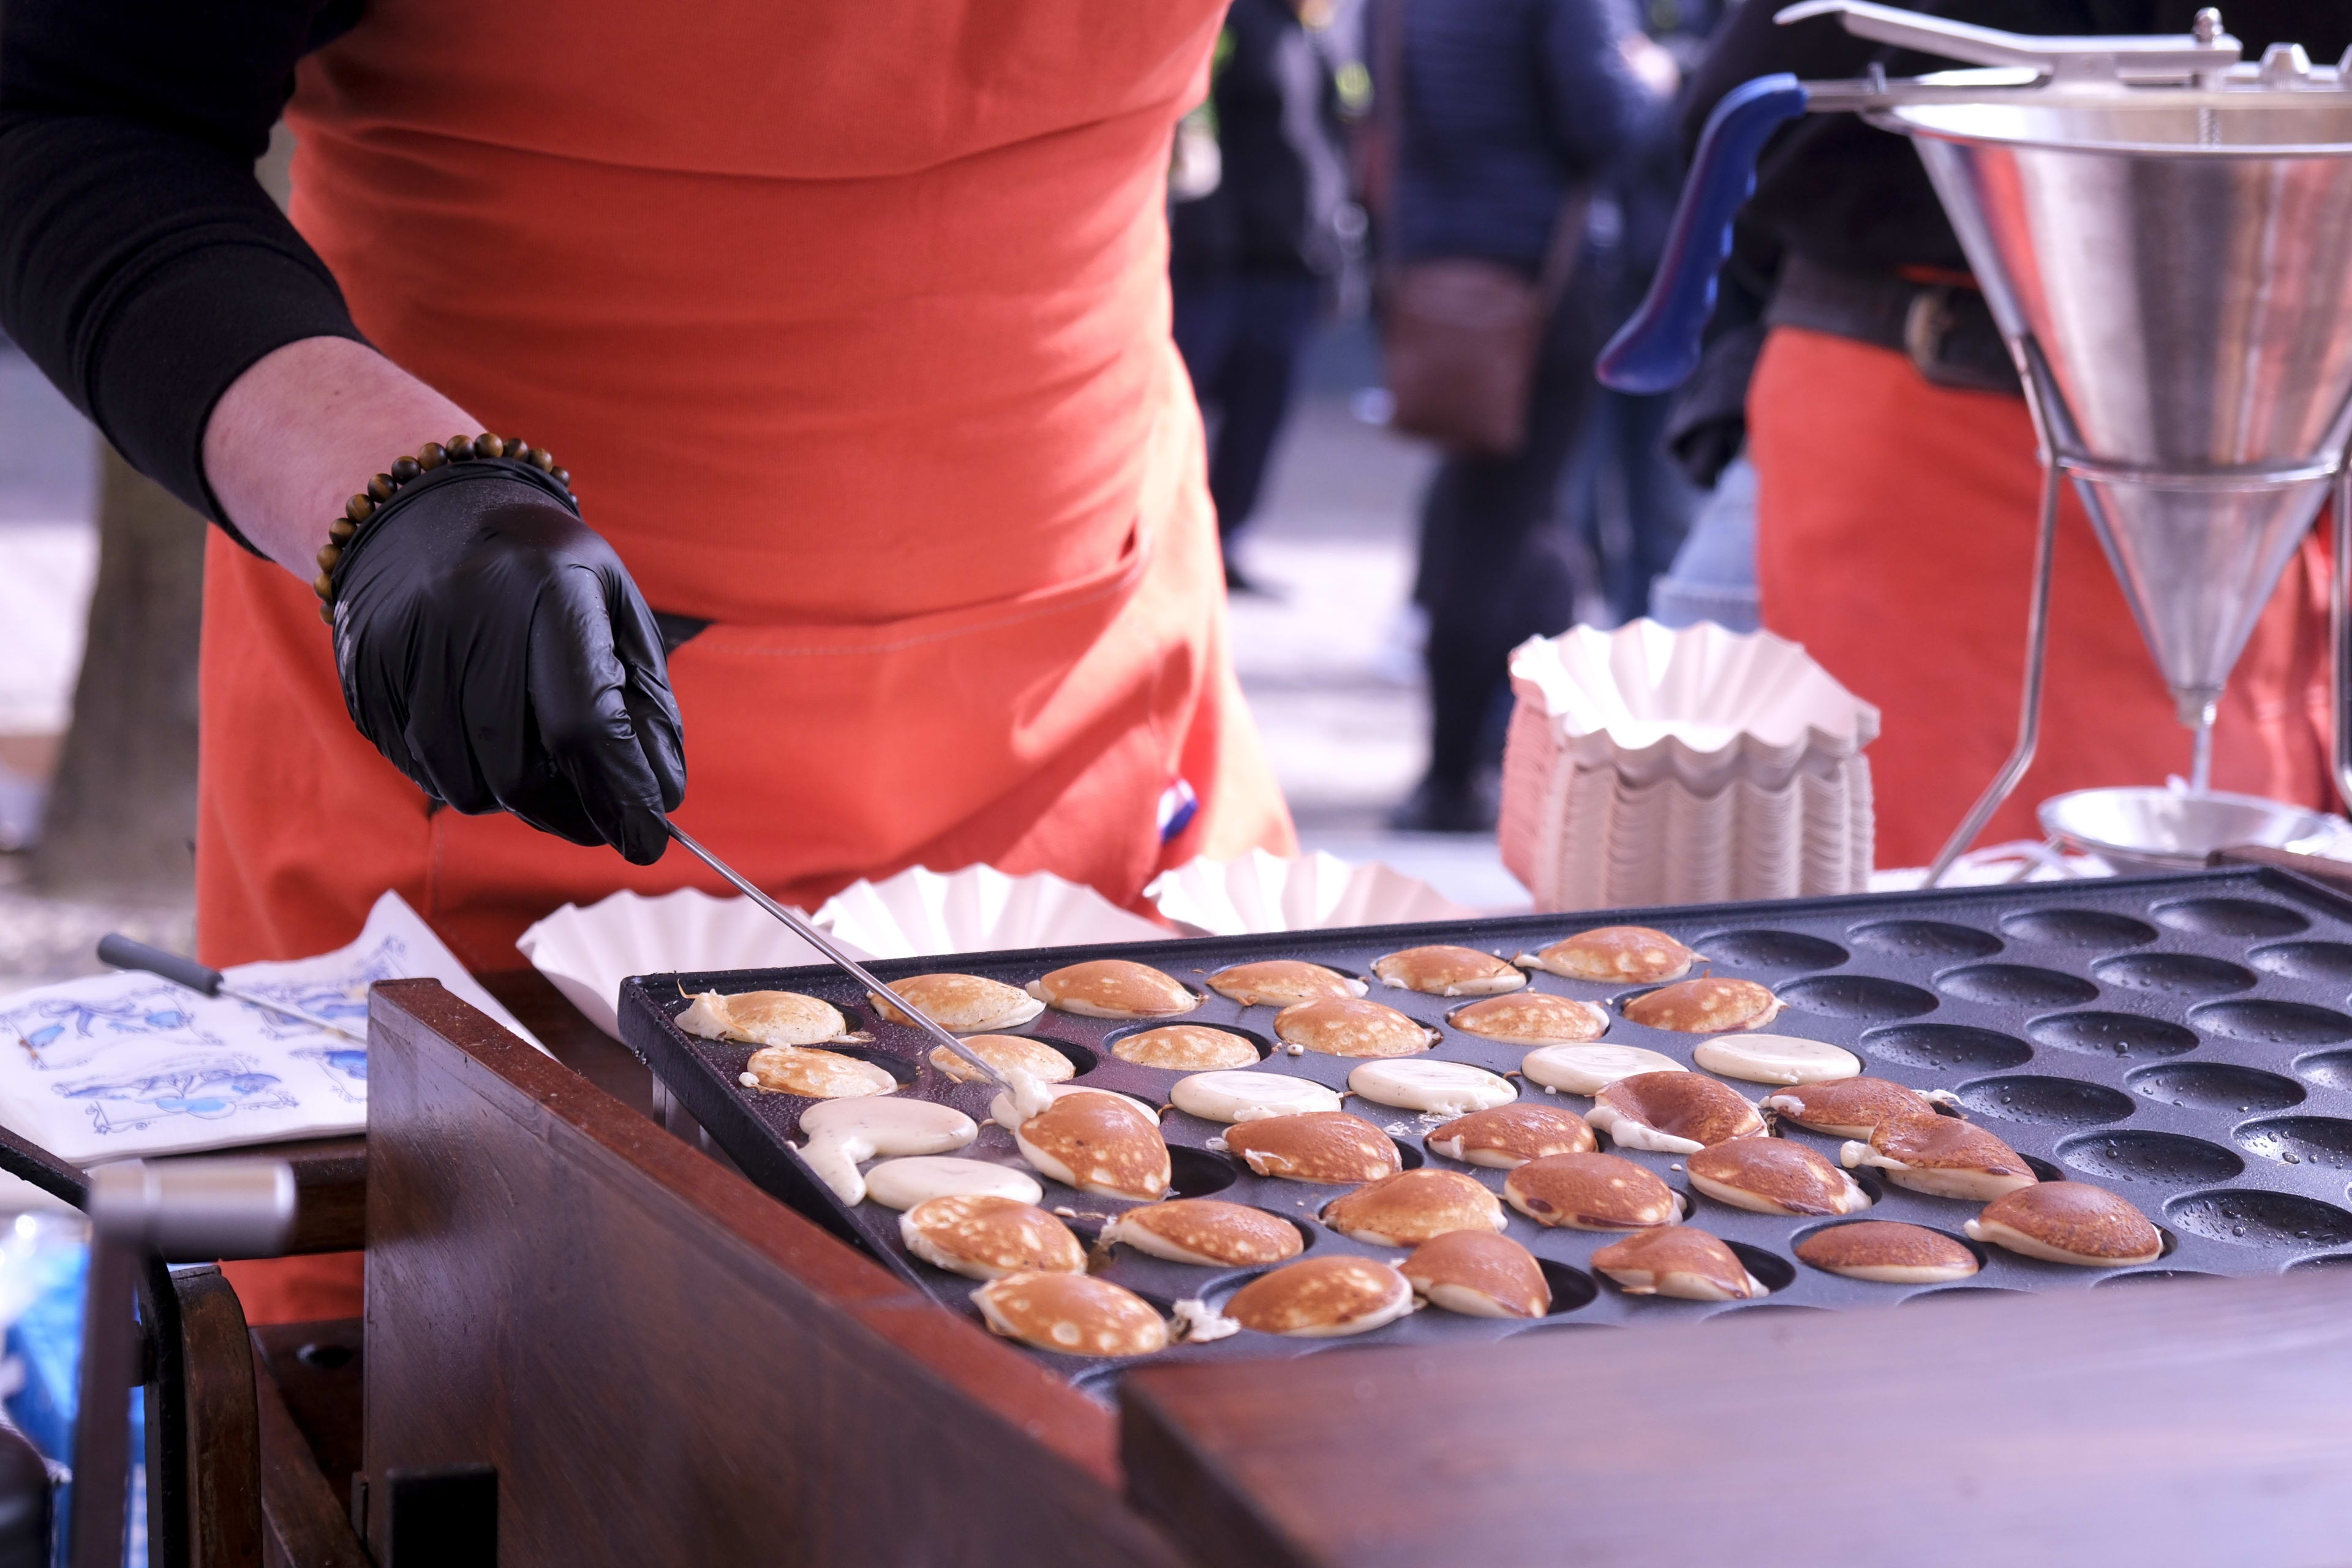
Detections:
360,978,1188,1568
252,1320,364,1505
1123,1275,2352,1568
252,1338,369,1568
477,967,654,1120
169,1267,262,1568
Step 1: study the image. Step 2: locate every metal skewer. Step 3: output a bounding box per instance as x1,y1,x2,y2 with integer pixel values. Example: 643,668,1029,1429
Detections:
96,933,366,1043
663,821,1023,1098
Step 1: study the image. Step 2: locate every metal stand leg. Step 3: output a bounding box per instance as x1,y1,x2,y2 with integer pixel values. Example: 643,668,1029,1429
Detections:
2332,453,2352,814
1926,459,2062,886
2189,706,2216,793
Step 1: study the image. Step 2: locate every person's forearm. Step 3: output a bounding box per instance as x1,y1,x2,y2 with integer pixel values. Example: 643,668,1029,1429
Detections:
203,336,477,579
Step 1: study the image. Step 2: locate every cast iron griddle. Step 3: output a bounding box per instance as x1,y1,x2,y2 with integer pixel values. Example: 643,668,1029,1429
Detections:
618,866,2352,1390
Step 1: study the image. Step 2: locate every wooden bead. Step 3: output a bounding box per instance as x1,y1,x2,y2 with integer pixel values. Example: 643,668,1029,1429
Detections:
318,603,336,625
446,435,475,460
549,466,570,488
474,434,505,459
368,473,396,502
391,456,422,483
328,519,356,543
344,494,374,523
312,572,335,600
316,543,342,571
527,447,554,472
417,443,446,470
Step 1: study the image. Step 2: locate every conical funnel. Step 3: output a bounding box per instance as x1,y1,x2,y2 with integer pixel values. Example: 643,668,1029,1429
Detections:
1889,98,2352,727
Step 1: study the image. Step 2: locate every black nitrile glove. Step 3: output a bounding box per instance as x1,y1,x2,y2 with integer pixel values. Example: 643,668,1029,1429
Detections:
328,464,685,864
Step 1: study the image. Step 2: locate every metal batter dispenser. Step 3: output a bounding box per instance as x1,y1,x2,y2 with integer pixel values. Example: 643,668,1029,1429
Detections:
1603,2,2352,884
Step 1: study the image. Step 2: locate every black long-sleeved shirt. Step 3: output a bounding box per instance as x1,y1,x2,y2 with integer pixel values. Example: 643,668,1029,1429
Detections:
1687,0,2352,280
0,0,351,527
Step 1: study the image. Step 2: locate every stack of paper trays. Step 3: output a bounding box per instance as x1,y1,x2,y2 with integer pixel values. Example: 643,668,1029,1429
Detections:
1499,620,1879,911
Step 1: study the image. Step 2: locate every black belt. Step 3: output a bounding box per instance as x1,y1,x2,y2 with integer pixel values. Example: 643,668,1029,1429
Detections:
1765,254,2020,397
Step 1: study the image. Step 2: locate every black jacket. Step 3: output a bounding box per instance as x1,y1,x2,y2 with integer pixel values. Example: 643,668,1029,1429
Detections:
1170,0,1350,281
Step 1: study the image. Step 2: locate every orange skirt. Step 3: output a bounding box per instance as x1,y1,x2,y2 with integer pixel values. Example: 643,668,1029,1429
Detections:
1747,326,2335,869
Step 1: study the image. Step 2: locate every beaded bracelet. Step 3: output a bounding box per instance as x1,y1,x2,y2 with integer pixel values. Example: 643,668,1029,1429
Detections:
312,433,572,624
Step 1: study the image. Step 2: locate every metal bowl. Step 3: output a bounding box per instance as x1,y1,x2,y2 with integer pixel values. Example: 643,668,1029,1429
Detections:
2039,786,2335,875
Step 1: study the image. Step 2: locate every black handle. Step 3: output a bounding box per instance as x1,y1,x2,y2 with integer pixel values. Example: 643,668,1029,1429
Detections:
96,933,224,997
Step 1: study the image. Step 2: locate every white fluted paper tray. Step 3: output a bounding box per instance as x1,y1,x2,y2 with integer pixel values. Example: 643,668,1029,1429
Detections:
516,887,858,1038
1145,849,1474,935
1508,620,1879,786
811,864,1167,960
516,865,1168,1039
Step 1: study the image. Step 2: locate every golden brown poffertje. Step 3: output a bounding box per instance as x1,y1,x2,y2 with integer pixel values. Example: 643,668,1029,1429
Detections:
972,1272,1169,1357
1372,944,1528,997
899,1194,1085,1280
678,988,850,1047
1102,1199,1306,1267
1966,1182,2164,1266
1222,1112,1403,1185
1223,1256,1415,1336
1402,1231,1550,1318
1590,1226,1766,1302
869,972,1044,1032
1272,997,1441,1058
1502,1152,1679,1230
1841,1112,2038,1202
1793,1221,1978,1284
1621,977,1782,1033
1425,1104,1597,1167
1110,1024,1261,1071
1026,959,1197,1019
1762,1076,1940,1139
1685,1137,1869,1216
1321,1169,1507,1247
1010,1088,1171,1200
1207,959,1366,1007
1447,992,1610,1045
739,1045,899,1099
1518,926,1698,983
925,1033,1074,1085
1585,1072,1765,1154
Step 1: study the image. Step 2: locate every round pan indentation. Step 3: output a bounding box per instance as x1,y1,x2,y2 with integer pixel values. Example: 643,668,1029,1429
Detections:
2029,1011,2198,1059
1776,974,1937,1021
1693,929,1849,973
1847,920,2002,959
1936,963,2098,1009
1861,1023,2032,1072
2165,1188,2352,1251
2234,1115,2352,1172
2286,1251,2352,1272
2249,941,2352,983
1166,1147,1242,1199
1998,909,2157,950
1955,1074,2133,1127
2093,1269,2223,1288
2188,999,2352,1046
2057,1129,2243,1186
2152,897,2311,938
1537,1259,1599,1315
2128,1061,2305,1113
1899,1286,2024,1305
2090,952,2256,998
1724,1241,1796,1295
2296,1049,2352,1093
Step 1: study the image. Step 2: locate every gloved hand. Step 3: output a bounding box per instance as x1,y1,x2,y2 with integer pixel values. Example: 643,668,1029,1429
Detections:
328,468,685,864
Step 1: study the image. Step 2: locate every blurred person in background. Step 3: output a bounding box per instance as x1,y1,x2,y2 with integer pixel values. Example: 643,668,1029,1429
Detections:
1687,1,2352,866
1170,0,1355,594
1556,0,1724,629
1379,0,1676,833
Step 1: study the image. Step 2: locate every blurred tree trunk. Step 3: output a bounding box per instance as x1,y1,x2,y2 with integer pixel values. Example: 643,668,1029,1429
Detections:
26,448,203,899
25,126,292,907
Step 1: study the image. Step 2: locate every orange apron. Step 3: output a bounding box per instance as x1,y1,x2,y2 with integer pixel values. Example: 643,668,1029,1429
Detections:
1748,326,2335,869
206,0,1295,1318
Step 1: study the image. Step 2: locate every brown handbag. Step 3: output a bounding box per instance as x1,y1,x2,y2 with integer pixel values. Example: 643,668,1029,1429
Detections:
1373,0,1587,457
